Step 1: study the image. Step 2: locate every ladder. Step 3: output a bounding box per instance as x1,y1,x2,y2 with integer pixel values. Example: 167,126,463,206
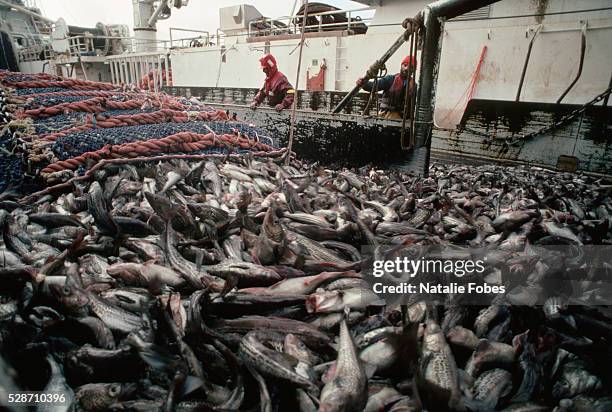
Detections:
334,36,348,91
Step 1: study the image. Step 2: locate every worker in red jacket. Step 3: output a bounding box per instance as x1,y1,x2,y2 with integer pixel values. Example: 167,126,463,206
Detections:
250,54,295,112
357,55,417,120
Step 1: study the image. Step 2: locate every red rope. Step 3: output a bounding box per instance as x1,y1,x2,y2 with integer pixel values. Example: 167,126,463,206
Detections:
41,132,274,174
5,78,118,90
19,90,140,100
440,45,487,125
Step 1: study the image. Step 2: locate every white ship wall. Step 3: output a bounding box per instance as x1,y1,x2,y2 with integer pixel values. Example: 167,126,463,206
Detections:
435,0,612,128
171,0,426,91
17,60,48,74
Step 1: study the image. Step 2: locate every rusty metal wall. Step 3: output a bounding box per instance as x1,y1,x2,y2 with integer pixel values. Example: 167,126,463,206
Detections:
432,99,612,175
165,86,612,175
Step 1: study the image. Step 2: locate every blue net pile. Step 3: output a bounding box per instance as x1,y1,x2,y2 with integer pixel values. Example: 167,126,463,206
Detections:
0,71,279,193
52,120,276,160
14,87,70,96
0,89,24,192
23,95,96,109
0,74,55,83
33,108,159,134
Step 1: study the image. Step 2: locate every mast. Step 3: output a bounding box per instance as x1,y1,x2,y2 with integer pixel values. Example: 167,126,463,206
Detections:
132,0,158,52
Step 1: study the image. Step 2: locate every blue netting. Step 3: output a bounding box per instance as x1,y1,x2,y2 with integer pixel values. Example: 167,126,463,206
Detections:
14,87,69,96
0,74,55,83
53,120,277,160
0,125,23,193
33,108,159,134
24,95,94,110
24,94,131,110
0,154,23,193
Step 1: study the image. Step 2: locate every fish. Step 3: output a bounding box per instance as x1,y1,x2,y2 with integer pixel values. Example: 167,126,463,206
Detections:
239,271,360,295
87,292,144,334
38,354,75,412
75,383,137,412
1,100,611,412
470,368,513,410
318,318,368,412
238,330,318,392
87,181,118,236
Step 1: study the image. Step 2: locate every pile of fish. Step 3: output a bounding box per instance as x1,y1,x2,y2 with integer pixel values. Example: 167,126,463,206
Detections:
0,157,611,411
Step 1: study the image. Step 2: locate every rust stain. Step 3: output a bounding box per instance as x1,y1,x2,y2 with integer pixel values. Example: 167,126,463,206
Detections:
532,0,549,23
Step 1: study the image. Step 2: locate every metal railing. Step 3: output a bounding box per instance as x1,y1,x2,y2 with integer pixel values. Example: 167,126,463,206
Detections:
16,43,53,62
60,29,222,58
106,52,172,92
169,27,210,48
247,6,374,38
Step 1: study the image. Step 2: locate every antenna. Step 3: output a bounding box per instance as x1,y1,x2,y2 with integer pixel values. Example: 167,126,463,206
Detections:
289,0,299,17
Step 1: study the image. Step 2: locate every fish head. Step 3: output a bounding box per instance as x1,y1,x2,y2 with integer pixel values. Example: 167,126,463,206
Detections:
111,382,137,400
262,202,284,240
305,291,342,314
236,190,252,212
284,333,319,365
50,281,89,313
78,382,137,410
28,306,64,328
319,387,351,412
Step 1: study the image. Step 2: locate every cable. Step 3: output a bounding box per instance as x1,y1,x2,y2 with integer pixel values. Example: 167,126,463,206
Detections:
285,0,309,165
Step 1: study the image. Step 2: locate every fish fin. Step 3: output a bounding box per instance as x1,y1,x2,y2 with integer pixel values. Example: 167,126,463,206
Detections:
457,369,474,388
180,376,204,397
293,253,305,269
139,347,177,370
219,273,239,298
419,352,434,378
363,361,378,379
562,314,577,330
461,397,492,412
250,251,262,266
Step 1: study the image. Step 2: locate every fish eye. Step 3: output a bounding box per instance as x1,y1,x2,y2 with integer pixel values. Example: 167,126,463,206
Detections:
62,286,71,296
109,384,121,396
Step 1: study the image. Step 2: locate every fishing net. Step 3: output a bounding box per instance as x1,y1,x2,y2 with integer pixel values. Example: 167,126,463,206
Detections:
0,70,281,192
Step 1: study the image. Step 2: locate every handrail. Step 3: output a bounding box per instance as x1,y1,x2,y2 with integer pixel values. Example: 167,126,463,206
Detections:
248,6,374,37
169,27,210,48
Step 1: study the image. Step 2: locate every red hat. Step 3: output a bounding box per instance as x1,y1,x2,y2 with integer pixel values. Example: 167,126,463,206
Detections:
402,55,417,67
260,54,277,70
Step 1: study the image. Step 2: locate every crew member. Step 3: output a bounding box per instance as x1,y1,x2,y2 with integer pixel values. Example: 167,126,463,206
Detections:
250,54,295,112
356,55,417,120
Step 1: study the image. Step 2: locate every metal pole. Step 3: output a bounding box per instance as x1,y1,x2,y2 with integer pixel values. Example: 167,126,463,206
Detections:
516,25,542,102
332,27,414,113
109,60,116,84
164,54,170,86
556,22,587,104
285,0,309,165
603,73,612,107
